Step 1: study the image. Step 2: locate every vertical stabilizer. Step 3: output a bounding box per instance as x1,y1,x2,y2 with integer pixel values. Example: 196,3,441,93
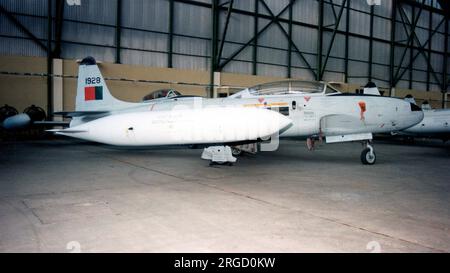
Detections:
76,56,135,111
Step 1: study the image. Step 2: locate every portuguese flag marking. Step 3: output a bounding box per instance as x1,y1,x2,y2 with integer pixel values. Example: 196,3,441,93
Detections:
84,86,103,101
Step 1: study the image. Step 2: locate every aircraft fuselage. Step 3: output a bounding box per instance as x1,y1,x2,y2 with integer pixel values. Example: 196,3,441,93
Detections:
67,93,423,145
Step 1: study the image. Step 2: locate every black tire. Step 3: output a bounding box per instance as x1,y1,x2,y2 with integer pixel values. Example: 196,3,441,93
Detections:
360,148,376,165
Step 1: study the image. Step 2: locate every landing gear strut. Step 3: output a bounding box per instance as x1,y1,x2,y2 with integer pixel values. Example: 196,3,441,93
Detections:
360,141,376,165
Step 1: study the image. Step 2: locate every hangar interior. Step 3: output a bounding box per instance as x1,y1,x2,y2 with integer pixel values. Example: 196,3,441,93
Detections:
0,0,450,253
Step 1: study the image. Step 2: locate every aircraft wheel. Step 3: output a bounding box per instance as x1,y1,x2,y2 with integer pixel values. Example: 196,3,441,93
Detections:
361,148,376,165
231,147,242,156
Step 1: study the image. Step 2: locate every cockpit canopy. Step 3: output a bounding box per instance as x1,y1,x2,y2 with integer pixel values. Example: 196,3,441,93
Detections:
229,80,341,98
142,89,182,102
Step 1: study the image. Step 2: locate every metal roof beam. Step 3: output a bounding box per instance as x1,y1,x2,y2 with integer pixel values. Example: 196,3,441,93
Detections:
0,4,48,52
258,0,317,79
217,0,296,71
394,4,443,86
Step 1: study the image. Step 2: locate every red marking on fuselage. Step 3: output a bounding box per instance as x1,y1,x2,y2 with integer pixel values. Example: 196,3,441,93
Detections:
304,96,311,102
258,97,265,103
358,101,366,121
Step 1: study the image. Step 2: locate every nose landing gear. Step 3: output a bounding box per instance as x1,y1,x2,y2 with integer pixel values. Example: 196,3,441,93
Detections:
361,141,376,165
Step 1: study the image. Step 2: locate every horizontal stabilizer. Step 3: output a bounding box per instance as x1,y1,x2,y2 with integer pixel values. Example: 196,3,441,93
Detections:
34,121,70,127
53,111,108,117
47,128,88,133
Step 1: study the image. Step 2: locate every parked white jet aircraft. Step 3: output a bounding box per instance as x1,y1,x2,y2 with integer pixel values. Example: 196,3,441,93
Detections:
402,109,450,141
3,57,424,165
401,97,450,141
359,83,450,141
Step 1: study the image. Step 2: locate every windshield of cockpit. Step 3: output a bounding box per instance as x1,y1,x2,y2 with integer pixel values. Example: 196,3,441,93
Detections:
248,81,325,96
142,89,181,101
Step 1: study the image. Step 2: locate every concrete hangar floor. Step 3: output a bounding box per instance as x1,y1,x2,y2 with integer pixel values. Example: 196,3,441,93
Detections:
0,137,449,252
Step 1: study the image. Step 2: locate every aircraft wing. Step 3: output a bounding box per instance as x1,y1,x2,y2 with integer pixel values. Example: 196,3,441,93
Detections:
53,111,109,117
34,121,70,127
47,128,88,133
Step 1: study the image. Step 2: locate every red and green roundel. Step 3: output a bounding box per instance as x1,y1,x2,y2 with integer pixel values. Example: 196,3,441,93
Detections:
84,86,103,101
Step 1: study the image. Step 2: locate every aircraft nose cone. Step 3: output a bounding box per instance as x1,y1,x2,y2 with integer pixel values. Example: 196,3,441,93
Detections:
416,109,425,123
410,102,422,112
411,103,424,121
406,102,424,128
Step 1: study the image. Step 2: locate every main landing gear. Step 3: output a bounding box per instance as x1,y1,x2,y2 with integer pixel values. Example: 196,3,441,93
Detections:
360,141,376,165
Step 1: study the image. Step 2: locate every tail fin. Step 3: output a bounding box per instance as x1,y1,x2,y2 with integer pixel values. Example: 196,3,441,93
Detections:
76,56,135,111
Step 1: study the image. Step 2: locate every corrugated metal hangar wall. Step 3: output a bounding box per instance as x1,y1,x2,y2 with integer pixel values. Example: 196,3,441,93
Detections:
0,0,449,95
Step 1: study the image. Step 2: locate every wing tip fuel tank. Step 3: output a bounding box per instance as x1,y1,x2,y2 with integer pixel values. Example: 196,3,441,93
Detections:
53,107,292,146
